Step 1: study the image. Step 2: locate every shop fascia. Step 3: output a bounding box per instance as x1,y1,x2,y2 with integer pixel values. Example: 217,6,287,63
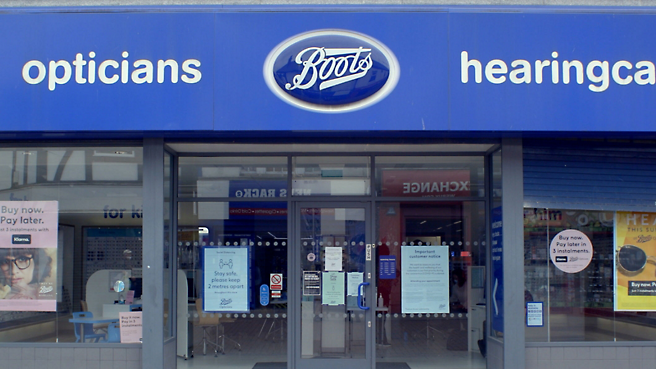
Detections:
461,50,656,92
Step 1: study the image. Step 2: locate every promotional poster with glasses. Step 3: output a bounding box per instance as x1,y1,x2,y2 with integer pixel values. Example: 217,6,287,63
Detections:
0,201,58,311
615,211,656,311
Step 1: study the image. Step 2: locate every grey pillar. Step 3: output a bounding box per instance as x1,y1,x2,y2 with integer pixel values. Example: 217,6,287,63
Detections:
501,137,525,369
143,138,165,369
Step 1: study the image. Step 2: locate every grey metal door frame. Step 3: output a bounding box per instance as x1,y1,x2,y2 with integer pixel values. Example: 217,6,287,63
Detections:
290,201,376,369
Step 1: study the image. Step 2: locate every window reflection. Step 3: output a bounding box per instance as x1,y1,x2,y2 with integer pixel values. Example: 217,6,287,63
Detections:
376,201,487,362
376,156,485,198
178,157,288,198
0,147,143,344
292,157,370,196
178,201,288,359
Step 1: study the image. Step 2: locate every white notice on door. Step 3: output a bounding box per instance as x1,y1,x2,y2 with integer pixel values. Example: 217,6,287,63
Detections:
325,247,343,271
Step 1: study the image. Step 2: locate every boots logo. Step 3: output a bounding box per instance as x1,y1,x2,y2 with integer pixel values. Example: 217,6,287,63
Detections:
263,29,400,113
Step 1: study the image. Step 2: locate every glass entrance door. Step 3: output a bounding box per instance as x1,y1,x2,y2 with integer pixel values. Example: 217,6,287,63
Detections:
295,203,374,369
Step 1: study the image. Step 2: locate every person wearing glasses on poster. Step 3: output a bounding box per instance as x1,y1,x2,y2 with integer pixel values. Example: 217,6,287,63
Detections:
0,248,52,300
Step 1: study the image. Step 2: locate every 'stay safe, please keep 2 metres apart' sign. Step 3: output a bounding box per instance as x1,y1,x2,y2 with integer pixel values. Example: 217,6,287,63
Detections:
203,246,249,312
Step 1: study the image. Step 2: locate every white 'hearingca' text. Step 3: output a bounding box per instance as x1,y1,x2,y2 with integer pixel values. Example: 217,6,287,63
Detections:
461,51,656,92
22,51,202,91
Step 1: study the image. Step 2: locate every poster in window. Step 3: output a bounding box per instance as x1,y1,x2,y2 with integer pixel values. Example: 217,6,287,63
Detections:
401,245,449,314
549,229,593,274
322,271,345,306
526,302,544,327
303,271,321,296
324,247,343,271
347,272,363,296
0,201,58,311
615,211,656,311
202,246,250,312
119,311,143,343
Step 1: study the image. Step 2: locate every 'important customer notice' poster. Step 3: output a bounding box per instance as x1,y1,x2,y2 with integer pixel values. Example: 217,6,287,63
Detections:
401,245,449,314
203,246,250,312
0,201,58,311
615,211,656,311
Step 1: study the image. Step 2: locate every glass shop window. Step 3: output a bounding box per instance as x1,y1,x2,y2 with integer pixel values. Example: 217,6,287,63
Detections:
177,201,288,362
0,147,143,344
524,208,656,342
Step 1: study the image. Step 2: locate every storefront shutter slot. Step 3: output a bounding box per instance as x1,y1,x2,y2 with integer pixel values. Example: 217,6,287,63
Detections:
523,141,656,212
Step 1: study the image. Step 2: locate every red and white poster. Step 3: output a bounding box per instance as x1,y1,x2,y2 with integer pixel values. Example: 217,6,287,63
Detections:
0,201,58,311
381,170,471,198
270,273,283,291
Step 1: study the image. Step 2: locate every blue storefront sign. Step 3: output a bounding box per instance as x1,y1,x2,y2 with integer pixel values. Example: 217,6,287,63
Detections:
3,8,656,133
0,12,215,132
491,206,504,333
449,11,656,132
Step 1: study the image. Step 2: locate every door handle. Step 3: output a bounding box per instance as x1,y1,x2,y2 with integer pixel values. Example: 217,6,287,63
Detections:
357,282,370,310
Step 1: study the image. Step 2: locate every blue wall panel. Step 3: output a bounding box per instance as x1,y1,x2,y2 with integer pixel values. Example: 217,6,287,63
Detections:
449,12,656,132
0,12,215,132
213,12,448,131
